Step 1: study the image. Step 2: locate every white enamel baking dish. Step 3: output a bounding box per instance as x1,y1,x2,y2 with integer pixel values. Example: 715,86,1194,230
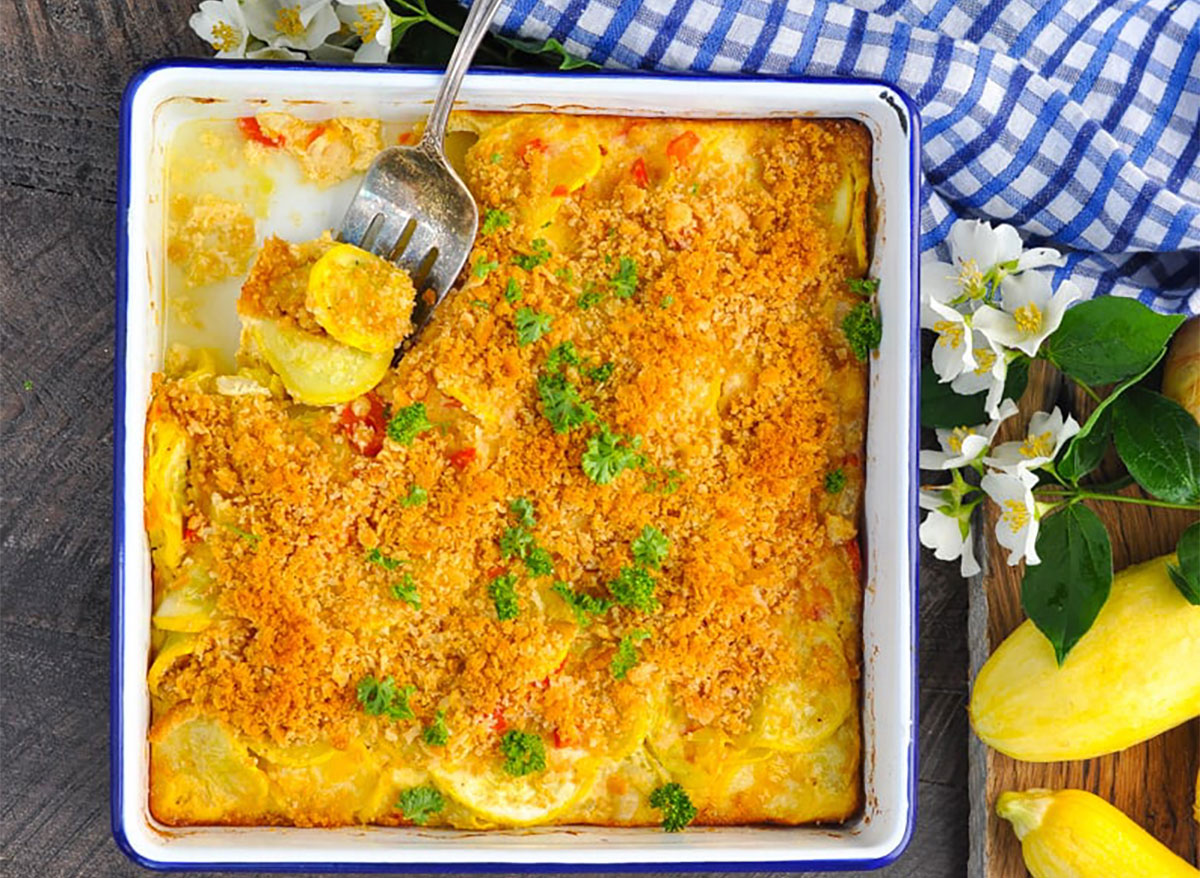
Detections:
113,60,920,871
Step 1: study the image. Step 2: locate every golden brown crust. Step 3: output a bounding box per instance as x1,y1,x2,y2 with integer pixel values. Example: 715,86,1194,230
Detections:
148,113,870,828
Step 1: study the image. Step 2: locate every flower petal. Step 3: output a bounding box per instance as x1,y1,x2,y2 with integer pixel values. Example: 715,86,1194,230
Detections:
948,219,1023,270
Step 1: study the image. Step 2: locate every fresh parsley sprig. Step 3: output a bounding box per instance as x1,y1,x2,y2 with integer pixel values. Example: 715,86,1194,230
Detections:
356,675,416,721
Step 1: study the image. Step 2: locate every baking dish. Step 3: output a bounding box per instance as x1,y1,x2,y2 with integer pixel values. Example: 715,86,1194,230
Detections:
113,59,920,871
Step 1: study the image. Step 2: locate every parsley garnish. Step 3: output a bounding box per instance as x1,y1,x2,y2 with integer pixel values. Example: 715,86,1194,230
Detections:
356,675,416,720
367,547,407,571
842,277,882,361
824,468,846,494
401,484,428,507
490,151,502,164
22,379,33,391
481,209,511,235
222,523,261,548
510,497,537,528
582,425,644,484
631,525,669,570
488,572,520,621
650,782,697,832
390,573,420,608
422,709,449,747
847,277,880,297
515,306,553,346
386,402,434,445
644,467,686,495
607,566,659,612
577,284,605,310
396,785,445,825
551,582,612,626
537,373,596,434
473,258,500,278
609,256,638,298
471,299,490,310
500,729,546,776
512,238,551,270
504,277,522,304
585,362,613,383
611,629,650,680
546,340,581,373
499,525,535,560
554,267,574,283
525,545,554,577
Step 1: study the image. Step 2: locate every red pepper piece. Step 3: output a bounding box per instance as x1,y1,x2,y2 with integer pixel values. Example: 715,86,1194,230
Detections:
236,116,282,147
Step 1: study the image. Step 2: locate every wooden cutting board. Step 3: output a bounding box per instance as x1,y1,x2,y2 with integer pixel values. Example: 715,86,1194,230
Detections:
967,359,1200,877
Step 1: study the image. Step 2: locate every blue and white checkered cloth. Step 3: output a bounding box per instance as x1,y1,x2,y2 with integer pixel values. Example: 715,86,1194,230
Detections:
486,0,1200,313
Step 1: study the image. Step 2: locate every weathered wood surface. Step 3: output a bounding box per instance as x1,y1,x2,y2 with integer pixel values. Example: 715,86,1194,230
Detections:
968,360,1199,877
1,2,970,875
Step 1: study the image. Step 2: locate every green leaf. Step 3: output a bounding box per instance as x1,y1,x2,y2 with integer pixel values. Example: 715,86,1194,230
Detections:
493,34,600,70
1055,405,1112,484
920,357,1029,429
1167,522,1200,605
1054,339,1174,484
1112,388,1200,504
390,16,427,49
1021,504,1113,665
1042,298,1184,386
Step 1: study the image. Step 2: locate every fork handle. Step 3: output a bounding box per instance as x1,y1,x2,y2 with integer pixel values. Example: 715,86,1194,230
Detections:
421,0,508,152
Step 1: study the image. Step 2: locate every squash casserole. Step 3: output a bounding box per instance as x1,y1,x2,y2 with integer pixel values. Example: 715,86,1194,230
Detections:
145,111,872,830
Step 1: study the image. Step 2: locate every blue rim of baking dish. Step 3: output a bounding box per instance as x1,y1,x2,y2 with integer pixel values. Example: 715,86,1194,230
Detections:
112,57,922,873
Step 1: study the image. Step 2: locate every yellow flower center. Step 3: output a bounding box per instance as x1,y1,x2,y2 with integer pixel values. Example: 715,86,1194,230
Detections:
1002,499,1030,533
947,426,976,454
956,258,986,299
210,20,242,52
1014,302,1043,336
934,320,964,349
973,347,996,375
275,7,306,37
1020,431,1055,459
352,6,384,41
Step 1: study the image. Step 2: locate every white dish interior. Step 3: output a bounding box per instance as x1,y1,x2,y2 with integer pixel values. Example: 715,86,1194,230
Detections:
115,63,918,870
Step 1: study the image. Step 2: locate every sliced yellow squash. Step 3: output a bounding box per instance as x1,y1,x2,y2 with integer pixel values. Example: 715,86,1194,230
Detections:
740,621,854,753
429,752,597,826
248,737,339,768
144,418,188,571
266,740,384,823
472,115,603,232
818,157,870,274
306,243,416,354
153,562,218,633
147,631,198,695
246,317,391,406
149,713,270,824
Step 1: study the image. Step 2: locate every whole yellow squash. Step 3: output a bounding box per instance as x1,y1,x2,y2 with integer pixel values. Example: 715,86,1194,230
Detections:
997,788,1199,878
970,553,1200,761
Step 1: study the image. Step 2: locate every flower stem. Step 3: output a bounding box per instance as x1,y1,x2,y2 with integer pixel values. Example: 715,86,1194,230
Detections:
1037,488,1200,512
1070,376,1102,403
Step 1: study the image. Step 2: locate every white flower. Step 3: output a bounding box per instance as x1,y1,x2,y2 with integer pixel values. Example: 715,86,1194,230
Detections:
337,0,393,62
950,329,1008,419
973,274,1083,358
190,0,249,57
981,469,1041,566
247,44,308,59
244,0,340,51
919,488,981,577
922,291,977,382
985,407,1080,473
920,399,1019,471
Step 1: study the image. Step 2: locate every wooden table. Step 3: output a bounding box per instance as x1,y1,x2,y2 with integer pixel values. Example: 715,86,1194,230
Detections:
0,3,969,874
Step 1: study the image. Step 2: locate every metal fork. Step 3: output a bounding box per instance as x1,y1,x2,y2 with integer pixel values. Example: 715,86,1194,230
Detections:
338,0,507,350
